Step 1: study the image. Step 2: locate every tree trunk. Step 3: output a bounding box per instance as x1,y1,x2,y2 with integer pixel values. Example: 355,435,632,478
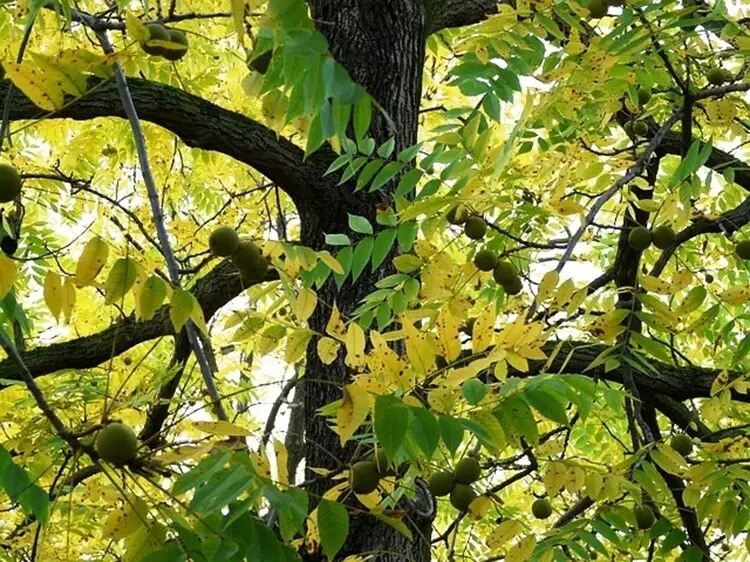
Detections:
300,2,433,560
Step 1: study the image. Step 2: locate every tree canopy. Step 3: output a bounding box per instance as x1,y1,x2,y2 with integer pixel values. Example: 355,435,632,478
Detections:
0,0,750,561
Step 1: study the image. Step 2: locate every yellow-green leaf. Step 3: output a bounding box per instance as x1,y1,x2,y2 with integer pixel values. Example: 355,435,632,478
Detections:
192,420,251,436
169,289,194,333
318,337,340,364
101,498,147,541
105,258,138,305
138,275,168,321
75,236,109,286
296,288,318,322
0,255,16,300
3,62,64,111
335,382,373,446
43,270,63,320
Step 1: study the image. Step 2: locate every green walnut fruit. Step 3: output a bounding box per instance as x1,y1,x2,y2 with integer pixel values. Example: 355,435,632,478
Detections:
652,225,675,250
474,250,499,272
633,505,655,530
464,217,487,240
249,50,273,75
454,457,481,484
0,164,22,203
368,449,392,477
429,471,455,497
163,28,189,61
532,498,553,519
95,422,138,465
670,434,693,456
637,88,652,106
623,121,635,139
209,226,240,257
736,240,750,260
142,23,170,56
628,226,652,251
503,276,523,296
449,483,477,511
351,461,380,494
588,0,609,18
447,205,470,225
707,67,729,86
232,241,268,282
493,261,518,286
632,120,649,137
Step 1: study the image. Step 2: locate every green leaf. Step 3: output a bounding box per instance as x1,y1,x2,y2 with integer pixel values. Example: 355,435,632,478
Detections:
524,388,568,425
3,462,30,503
325,154,351,176
409,407,440,458
325,233,351,246
173,452,232,495
374,395,409,461
392,254,422,273
263,486,308,542
439,415,464,455
462,379,488,405
353,96,371,140
397,142,422,163
318,500,349,561
169,289,195,333
377,137,395,158
397,221,419,252
369,161,404,191
355,160,383,191
394,168,423,199
105,257,137,305
371,229,397,269
348,214,373,235
351,237,374,282
24,485,49,525
460,418,496,449
139,275,168,321
190,465,255,516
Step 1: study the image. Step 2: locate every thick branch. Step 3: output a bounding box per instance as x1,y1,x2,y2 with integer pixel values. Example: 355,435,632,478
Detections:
426,0,503,34
0,260,276,381
1,78,336,211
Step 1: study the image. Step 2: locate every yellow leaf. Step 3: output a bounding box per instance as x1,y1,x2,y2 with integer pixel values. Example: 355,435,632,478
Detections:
468,495,492,520
551,199,585,215
640,275,673,295
43,270,63,320
404,322,434,375
125,12,150,44
436,307,461,361
192,420,251,436
105,258,138,305
61,278,76,323
273,439,289,487
3,62,64,111
231,0,247,46
295,288,318,322
553,278,575,310
326,303,346,340
472,307,495,353
544,462,567,497
75,236,109,286
345,322,367,367
318,337,340,364
335,383,373,446
285,330,311,364
486,519,521,549
505,352,528,372
250,449,271,479
318,250,345,274
189,296,209,336
507,535,536,562
137,275,168,321
585,471,603,500
710,370,729,397
536,270,559,304
169,289,194,333
720,285,750,306
102,498,147,541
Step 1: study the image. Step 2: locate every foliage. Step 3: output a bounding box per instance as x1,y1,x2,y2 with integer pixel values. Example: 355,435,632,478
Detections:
0,0,749,561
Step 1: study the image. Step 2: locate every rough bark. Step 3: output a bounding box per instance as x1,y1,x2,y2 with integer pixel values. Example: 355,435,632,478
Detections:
300,2,433,561
426,0,502,34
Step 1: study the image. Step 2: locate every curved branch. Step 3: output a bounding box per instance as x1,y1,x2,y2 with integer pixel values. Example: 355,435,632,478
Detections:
0,260,277,381
1,78,337,211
